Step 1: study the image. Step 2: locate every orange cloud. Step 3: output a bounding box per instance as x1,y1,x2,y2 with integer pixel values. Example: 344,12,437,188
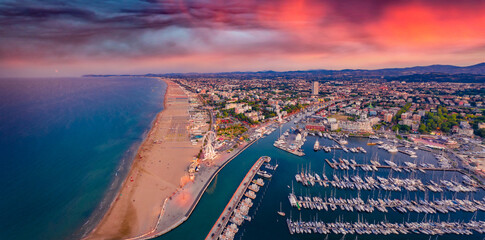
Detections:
367,3,485,50
255,0,327,31
1,0,484,77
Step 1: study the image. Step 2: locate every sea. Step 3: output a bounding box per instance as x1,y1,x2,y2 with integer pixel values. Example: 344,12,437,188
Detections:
0,77,166,240
158,119,485,240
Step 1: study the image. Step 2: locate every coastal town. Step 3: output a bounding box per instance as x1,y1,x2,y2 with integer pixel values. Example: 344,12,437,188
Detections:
175,76,484,180
136,75,485,240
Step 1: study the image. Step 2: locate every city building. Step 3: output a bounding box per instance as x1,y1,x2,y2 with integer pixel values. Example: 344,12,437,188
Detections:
312,81,319,95
384,113,393,123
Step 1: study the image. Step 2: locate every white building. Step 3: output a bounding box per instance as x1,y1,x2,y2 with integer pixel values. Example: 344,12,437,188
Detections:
312,81,319,95
338,119,374,133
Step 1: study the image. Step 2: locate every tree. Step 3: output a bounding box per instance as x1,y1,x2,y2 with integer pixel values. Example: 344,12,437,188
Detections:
392,125,399,132
418,124,427,133
475,128,485,138
399,124,411,132
442,126,451,133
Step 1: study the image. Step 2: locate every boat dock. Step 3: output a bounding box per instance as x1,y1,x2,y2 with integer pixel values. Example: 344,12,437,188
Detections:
288,194,485,214
296,163,482,193
206,156,271,240
287,219,485,235
324,159,461,172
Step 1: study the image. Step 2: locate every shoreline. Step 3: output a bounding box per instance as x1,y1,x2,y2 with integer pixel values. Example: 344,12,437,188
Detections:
75,77,169,240
75,133,146,239
85,78,204,239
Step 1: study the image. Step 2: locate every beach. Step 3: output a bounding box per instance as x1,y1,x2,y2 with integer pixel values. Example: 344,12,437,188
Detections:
86,78,205,239
150,137,259,238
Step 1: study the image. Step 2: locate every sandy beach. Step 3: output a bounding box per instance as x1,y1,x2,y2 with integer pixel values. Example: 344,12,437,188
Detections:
86,78,205,239
150,137,259,238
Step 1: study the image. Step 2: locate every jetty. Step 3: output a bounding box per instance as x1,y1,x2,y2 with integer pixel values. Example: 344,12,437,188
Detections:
206,156,271,240
274,144,305,156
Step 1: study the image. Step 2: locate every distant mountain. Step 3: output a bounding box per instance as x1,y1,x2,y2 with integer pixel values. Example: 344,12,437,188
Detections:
384,73,485,83
204,62,485,76
353,62,485,76
83,62,485,83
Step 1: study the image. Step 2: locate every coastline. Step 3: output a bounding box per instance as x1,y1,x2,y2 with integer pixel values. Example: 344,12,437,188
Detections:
85,78,204,239
76,77,169,240
75,133,146,239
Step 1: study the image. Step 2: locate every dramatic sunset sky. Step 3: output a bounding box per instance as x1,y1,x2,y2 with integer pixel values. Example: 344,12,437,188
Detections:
0,0,484,77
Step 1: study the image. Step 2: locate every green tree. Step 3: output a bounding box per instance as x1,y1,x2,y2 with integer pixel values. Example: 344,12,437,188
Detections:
475,128,485,138
392,125,399,132
398,124,411,132
418,124,427,133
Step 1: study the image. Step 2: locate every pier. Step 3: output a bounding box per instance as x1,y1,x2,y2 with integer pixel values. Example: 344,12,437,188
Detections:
273,128,306,157
274,144,305,156
206,156,271,240
324,159,462,172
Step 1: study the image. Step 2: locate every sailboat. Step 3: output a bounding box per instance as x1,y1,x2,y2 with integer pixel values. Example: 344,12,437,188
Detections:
278,202,286,216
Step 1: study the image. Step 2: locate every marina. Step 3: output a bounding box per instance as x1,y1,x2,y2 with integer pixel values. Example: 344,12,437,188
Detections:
285,133,485,238
161,115,484,240
287,136,483,239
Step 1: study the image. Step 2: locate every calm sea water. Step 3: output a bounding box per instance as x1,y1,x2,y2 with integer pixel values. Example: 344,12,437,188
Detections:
0,77,166,240
159,121,484,240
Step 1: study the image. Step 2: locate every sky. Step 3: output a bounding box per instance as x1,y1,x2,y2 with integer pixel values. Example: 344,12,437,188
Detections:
0,0,484,77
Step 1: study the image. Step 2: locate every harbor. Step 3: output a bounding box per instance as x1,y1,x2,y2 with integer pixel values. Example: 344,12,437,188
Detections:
263,132,484,239
283,133,485,239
